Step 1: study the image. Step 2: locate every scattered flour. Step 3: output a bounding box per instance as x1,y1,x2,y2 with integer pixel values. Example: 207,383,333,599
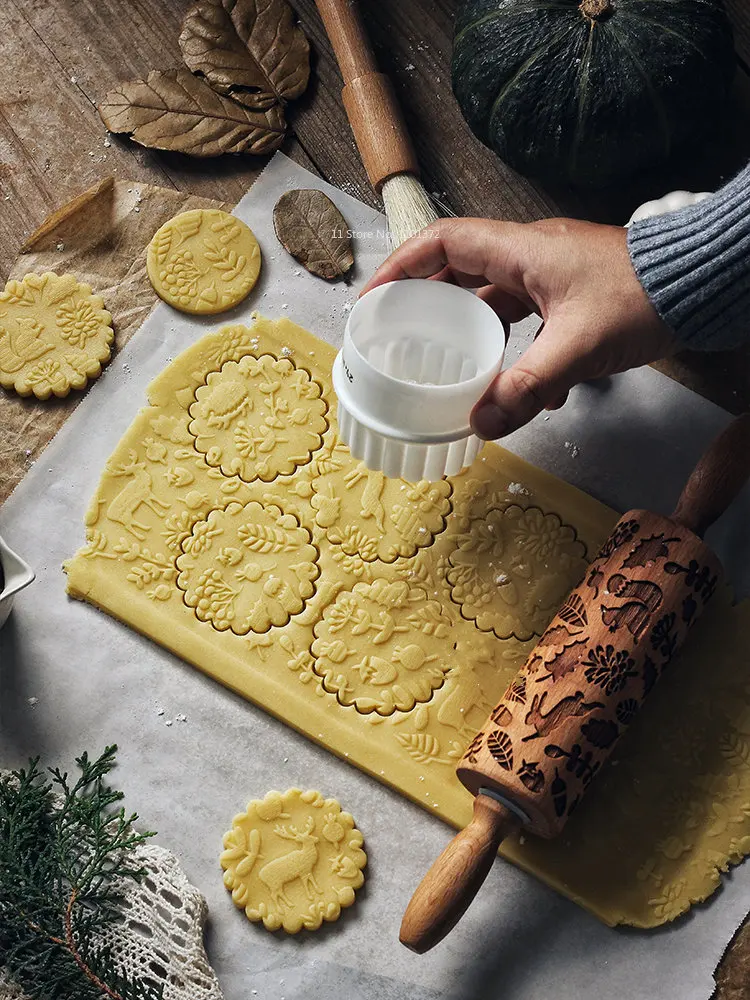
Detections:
507,482,530,497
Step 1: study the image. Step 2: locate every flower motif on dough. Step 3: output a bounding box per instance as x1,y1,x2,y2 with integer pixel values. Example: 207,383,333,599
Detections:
446,505,587,640
162,510,201,552
311,579,450,715
160,250,204,306
313,460,452,563
176,500,320,634
189,355,328,482
56,299,102,347
25,359,67,393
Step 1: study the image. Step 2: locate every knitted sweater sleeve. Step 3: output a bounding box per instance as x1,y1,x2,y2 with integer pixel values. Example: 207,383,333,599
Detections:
626,164,750,351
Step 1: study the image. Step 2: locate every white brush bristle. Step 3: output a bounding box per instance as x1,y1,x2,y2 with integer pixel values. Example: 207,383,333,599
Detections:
382,174,440,248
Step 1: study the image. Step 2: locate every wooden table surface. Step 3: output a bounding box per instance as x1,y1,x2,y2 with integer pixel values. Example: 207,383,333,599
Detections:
1,1,749,994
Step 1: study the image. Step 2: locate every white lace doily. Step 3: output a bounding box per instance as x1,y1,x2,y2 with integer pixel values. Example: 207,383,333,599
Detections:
0,842,223,1000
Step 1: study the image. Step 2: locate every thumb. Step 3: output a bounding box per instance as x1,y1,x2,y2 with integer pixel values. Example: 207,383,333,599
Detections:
471,322,592,439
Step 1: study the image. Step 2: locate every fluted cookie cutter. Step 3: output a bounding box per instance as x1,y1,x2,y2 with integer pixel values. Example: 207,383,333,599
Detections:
333,280,507,481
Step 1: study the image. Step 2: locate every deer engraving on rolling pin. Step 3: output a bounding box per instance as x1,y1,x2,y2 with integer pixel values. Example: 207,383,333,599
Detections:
258,816,322,908
105,450,171,540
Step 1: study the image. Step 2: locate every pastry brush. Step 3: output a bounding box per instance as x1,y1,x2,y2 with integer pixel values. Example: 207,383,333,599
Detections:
314,0,440,247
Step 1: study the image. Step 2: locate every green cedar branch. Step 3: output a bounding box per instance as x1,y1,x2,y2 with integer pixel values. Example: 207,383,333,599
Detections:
0,746,163,1000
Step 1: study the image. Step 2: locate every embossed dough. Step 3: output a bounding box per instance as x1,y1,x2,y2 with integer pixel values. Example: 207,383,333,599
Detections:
146,209,261,315
65,316,750,927
0,272,113,398
220,788,366,932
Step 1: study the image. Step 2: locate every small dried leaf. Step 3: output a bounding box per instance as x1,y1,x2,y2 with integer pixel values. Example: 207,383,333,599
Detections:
179,0,310,110
273,189,354,281
99,69,286,157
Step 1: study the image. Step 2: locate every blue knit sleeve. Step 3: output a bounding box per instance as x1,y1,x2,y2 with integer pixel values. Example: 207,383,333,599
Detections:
627,164,750,351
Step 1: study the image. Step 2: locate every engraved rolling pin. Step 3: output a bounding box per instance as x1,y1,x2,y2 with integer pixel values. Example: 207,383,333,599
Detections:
401,414,750,953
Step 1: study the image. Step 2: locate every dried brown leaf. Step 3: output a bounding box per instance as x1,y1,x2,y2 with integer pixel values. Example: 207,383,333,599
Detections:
179,0,310,110
273,189,354,281
99,69,286,157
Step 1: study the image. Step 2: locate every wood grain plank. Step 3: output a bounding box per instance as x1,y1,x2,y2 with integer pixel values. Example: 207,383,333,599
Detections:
0,0,280,263
291,0,560,221
726,0,750,68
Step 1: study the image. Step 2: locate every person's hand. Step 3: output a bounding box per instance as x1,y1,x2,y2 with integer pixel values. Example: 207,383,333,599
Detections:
361,218,676,439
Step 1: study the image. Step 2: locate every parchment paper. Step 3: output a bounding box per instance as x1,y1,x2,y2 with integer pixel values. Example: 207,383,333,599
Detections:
0,177,227,503
1,152,749,1000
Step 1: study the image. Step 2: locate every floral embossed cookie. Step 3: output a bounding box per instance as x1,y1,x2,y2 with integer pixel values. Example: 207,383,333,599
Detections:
220,788,366,933
0,272,113,399
146,209,261,315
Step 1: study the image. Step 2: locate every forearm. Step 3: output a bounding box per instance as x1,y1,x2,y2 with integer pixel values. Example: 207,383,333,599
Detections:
627,164,750,351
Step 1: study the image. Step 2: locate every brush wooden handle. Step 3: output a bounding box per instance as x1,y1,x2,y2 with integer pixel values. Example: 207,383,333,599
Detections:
400,795,521,954
670,413,750,537
315,0,420,190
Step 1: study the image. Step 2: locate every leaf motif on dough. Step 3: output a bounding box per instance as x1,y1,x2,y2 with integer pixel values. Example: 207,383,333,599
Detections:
486,729,514,771
238,521,296,553
413,706,430,731
153,228,173,265
396,732,445,764
235,828,261,876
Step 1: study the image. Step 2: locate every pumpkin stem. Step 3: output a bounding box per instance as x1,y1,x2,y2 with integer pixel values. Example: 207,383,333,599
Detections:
579,0,613,20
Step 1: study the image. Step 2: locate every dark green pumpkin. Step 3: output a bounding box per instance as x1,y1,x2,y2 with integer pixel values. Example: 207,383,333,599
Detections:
451,0,735,188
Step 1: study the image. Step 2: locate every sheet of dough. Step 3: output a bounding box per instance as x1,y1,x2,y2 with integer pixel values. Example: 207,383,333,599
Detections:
64,315,750,928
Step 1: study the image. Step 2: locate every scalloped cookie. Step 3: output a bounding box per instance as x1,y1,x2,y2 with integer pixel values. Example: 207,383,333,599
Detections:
0,272,113,399
146,209,261,315
220,788,366,933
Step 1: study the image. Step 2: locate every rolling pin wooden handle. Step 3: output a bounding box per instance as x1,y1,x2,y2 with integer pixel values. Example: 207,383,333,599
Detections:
399,794,521,954
314,0,420,190
671,413,750,537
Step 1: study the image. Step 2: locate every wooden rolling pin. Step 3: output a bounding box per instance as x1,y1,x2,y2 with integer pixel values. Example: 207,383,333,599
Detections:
401,414,750,953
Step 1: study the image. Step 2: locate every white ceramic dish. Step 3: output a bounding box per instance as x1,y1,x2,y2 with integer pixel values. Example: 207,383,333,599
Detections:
0,533,35,629
332,279,507,481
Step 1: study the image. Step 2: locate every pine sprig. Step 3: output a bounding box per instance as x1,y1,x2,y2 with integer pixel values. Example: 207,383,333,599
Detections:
0,746,164,1000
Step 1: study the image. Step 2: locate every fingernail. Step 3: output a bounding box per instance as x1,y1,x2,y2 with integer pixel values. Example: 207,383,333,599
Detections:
472,405,507,440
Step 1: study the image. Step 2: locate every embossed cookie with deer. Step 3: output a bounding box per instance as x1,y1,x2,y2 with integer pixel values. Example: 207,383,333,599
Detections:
0,272,113,399
220,789,366,932
146,209,261,315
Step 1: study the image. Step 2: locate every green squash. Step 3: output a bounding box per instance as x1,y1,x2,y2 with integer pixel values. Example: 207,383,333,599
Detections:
452,0,735,188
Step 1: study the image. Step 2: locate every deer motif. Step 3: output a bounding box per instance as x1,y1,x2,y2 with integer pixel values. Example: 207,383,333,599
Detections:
105,450,171,540
437,663,489,736
258,816,322,909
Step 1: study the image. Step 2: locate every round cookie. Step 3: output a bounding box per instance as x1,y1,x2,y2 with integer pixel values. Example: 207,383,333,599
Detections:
220,788,366,933
146,209,261,315
0,272,113,400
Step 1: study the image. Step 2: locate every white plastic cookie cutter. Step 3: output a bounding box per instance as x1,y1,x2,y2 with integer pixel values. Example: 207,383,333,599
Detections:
332,280,507,481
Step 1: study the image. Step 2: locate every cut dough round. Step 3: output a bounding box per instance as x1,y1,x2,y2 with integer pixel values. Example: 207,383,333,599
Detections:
220,788,366,933
146,209,261,315
0,272,113,399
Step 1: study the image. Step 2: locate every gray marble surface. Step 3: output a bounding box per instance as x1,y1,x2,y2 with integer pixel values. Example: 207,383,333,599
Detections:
1,153,749,1000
